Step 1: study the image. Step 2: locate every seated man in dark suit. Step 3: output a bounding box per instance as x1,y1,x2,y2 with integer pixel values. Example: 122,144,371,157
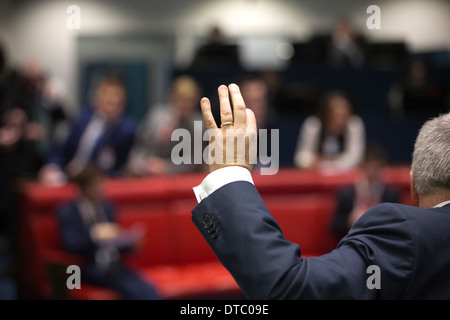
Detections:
331,145,399,240
191,83,450,299
39,76,137,186
57,165,160,300
326,17,367,68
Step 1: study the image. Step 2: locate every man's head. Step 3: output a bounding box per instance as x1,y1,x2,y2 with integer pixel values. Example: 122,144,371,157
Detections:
411,113,450,207
333,17,356,39
208,26,224,44
239,77,269,129
73,164,105,202
319,91,353,136
169,76,201,121
93,76,127,123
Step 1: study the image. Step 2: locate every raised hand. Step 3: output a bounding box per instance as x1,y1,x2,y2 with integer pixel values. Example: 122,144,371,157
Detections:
200,84,257,173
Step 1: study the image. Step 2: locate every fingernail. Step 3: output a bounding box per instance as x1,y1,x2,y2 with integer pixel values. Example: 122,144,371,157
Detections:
229,83,239,91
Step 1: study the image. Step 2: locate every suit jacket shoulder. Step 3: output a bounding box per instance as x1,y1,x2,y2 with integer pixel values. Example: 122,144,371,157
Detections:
330,202,450,299
393,203,450,299
338,203,415,298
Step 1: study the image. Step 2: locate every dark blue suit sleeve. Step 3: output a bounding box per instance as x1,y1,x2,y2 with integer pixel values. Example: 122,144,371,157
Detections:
192,181,414,299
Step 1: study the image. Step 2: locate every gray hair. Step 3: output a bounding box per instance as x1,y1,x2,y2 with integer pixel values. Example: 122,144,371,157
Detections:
412,113,450,195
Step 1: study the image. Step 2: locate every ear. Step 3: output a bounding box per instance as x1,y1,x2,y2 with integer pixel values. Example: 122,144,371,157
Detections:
410,171,420,207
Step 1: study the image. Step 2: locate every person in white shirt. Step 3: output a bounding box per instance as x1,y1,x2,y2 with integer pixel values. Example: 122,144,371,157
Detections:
294,91,365,172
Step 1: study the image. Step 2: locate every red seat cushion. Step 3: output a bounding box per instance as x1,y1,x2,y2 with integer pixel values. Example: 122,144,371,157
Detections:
26,213,63,297
144,262,241,299
68,284,120,300
117,205,175,267
169,199,218,264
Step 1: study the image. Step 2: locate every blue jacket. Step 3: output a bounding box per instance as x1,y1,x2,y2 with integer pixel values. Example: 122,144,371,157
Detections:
192,181,450,299
47,107,137,175
57,200,116,263
57,200,161,300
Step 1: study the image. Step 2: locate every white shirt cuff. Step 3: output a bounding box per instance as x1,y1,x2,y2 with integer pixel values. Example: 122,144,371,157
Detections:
193,166,254,203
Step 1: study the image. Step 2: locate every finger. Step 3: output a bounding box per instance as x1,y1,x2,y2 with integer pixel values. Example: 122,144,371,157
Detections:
228,84,247,129
200,97,218,130
246,108,257,132
245,109,258,166
218,85,233,127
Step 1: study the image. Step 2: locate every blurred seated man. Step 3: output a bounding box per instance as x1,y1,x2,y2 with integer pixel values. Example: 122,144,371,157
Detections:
331,146,400,240
0,57,48,178
0,45,46,255
127,76,204,176
21,60,69,162
294,91,365,172
388,59,446,119
191,26,240,70
15,59,69,175
39,76,137,185
57,164,160,300
327,17,367,68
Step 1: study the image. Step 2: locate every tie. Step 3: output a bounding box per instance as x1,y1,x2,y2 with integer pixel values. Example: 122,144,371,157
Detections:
73,114,106,166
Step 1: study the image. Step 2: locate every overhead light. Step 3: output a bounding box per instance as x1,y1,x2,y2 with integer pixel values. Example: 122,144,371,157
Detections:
276,42,294,60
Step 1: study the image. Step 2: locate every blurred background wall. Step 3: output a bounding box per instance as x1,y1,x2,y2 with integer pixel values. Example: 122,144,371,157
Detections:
1,0,450,113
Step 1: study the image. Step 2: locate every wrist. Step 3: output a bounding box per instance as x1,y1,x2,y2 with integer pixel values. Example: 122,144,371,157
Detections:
193,166,254,203
210,163,252,174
